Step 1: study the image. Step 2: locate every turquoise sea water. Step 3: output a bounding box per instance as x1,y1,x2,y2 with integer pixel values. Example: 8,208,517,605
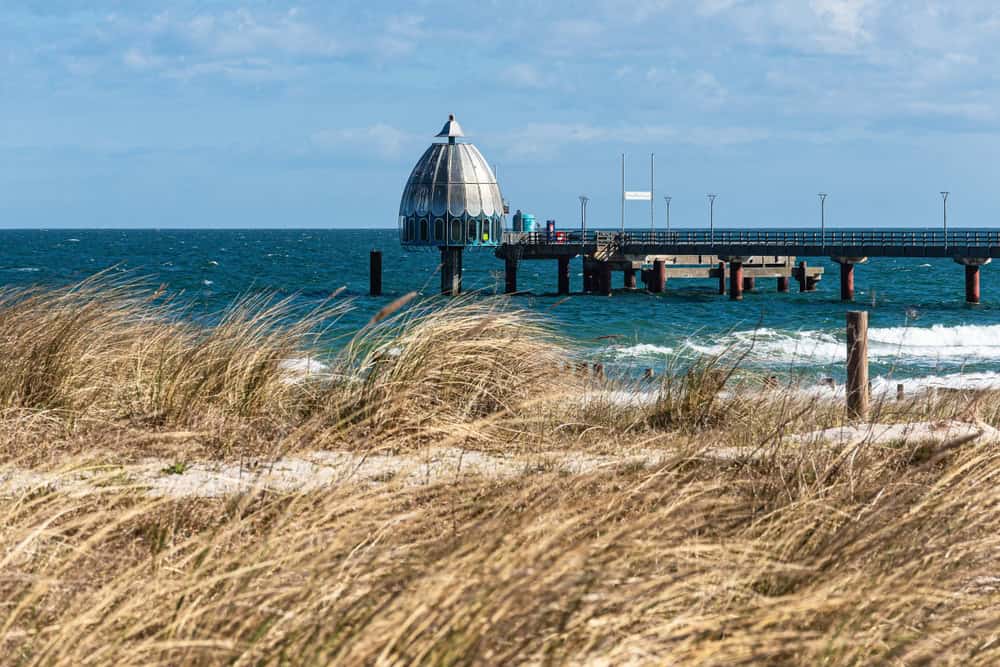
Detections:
3,228,1000,391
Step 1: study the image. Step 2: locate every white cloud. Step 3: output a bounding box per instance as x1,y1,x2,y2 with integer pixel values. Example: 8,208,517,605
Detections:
311,124,417,160
500,63,548,89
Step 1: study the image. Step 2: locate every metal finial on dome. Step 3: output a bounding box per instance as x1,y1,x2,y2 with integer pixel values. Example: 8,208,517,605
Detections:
435,114,465,141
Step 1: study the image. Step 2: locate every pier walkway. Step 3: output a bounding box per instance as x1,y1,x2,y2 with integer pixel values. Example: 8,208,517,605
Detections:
496,229,999,303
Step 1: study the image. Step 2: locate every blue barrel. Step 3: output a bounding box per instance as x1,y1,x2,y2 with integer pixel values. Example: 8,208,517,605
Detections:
521,213,537,232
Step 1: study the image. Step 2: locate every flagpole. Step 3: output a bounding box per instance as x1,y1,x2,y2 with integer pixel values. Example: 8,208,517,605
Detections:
620,153,625,233
650,153,655,232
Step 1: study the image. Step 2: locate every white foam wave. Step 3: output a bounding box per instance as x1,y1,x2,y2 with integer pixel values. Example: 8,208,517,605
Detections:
279,357,330,385
799,370,1000,400
686,323,1000,364
611,343,675,358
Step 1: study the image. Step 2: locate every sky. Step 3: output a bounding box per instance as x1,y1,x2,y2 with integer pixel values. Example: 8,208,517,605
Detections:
2,1,999,229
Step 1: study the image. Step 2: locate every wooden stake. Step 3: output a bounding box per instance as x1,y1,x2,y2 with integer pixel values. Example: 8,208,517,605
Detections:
369,250,382,296
846,311,869,420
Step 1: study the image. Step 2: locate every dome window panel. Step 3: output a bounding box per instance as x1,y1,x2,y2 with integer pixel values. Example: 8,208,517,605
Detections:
420,219,429,242
434,218,444,241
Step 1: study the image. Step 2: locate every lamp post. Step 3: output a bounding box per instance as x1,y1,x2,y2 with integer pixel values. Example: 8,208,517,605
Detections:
664,196,672,235
707,194,717,244
941,191,949,249
579,195,590,237
818,193,828,247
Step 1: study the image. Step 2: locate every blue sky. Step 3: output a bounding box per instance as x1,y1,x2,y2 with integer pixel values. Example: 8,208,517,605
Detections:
2,1,999,228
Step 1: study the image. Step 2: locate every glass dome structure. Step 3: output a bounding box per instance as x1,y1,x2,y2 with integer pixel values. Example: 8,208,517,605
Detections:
398,115,505,248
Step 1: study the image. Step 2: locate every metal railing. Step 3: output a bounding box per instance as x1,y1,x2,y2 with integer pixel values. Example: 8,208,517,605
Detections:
503,229,1000,248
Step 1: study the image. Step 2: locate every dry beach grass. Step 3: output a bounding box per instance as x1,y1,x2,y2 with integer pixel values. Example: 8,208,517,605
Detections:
2,279,1000,665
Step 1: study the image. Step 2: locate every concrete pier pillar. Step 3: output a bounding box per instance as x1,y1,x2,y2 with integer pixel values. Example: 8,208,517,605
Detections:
798,260,808,292
651,260,666,293
440,247,463,296
504,256,517,294
742,275,755,292
730,262,744,301
777,276,790,293
956,258,990,303
557,256,570,295
369,250,382,296
624,267,637,289
717,261,727,295
641,269,652,290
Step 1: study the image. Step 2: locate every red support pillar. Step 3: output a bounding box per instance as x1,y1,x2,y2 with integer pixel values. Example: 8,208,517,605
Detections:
730,262,744,301
557,256,570,295
777,276,790,292
966,264,981,304
798,260,808,293
651,259,666,293
839,261,855,301
717,261,726,295
624,268,637,289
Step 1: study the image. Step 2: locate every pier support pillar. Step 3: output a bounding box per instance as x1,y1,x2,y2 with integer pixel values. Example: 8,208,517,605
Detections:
797,260,810,292
624,267,637,290
651,260,666,293
583,263,595,293
956,257,990,304
729,262,744,301
599,263,613,296
777,276,790,293
557,256,570,295
742,276,755,292
966,265,981,304
440,247,463,296
369,250,382,296
504,256,518,294
833,257,866,302
717,261,727,295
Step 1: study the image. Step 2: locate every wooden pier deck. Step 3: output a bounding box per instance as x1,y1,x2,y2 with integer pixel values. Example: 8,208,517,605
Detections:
496,229,1000,302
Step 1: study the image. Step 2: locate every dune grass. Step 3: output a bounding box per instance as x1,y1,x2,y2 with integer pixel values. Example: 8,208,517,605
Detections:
2,280,1000,665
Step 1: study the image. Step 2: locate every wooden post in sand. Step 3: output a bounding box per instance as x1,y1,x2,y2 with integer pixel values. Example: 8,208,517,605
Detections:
369,250,382,296
846,311,869,419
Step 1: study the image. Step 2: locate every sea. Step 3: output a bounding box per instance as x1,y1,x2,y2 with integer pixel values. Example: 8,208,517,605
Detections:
3,228,999,393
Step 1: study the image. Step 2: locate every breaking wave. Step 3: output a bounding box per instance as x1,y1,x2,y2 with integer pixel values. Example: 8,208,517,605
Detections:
685,323,1000,365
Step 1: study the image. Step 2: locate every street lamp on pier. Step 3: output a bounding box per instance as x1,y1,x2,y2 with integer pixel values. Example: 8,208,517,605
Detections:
818,193,828,247
707,194,717,244
664,196,672,236
940,192,949,248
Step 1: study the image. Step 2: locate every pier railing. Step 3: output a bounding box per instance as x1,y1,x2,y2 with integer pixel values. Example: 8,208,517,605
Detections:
504,229,1000,249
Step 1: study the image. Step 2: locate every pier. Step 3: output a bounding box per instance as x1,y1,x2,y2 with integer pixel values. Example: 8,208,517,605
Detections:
495,229,998,303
